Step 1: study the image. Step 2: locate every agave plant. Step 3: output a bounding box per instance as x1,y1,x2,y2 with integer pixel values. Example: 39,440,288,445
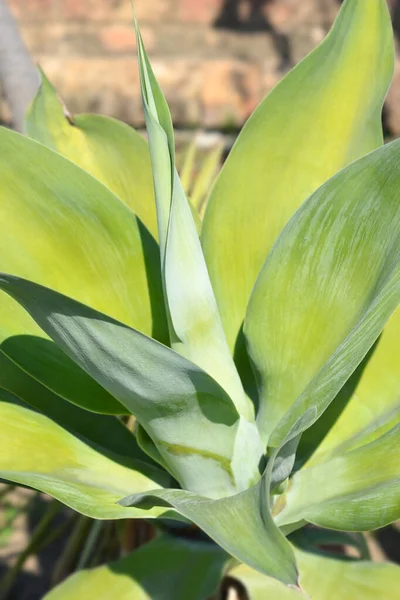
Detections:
0,0,399,598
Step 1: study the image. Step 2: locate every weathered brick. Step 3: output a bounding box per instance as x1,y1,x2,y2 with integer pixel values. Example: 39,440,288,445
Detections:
18,23,155,58
9,0,57,21
37,56,143,123
60,0,170,22
200,60,262,127
99,25,154,53
6,0,400,135
19,24,99,56
178,0,222,24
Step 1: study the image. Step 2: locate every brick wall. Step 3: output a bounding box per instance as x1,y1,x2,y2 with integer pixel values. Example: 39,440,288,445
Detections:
4,0,400,133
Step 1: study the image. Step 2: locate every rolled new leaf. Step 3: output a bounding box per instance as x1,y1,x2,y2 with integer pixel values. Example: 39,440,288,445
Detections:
135,24,253,421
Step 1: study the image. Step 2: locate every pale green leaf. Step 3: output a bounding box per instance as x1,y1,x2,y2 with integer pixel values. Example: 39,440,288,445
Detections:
0,395,176,521
135,26,253,420
276,425,400,531
178,137,197,194
25,69,158,239
0,126,167,414
295,343,378,468
291,527,370,561
0,274,263,498
308,308,400,465
202,0,394,361
0,348,164,473
121,438,299,586
0,333,126,415
229,563,303,599
245,139,400,446
190,142,224,217
231,549,400,600
0,347,170,480
120,481,298,586
43,536,229,600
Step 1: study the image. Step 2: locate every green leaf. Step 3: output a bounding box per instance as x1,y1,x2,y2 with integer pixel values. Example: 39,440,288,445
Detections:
0,348,166,477
178,137,197,194
0,334,126,415
121,441,299,586
190,142,224,217
276,424,400,531
308,308,400,465
120,483,298,586
202,0,394,360
0,274,263,498
135,26,253,420
245,139,400,447
43,535,229,600
0,126,167,414
295,341,379,468
291,527,370,561
229,563,303,599
231,549,400,600
25,69,158,239
0,394,177,521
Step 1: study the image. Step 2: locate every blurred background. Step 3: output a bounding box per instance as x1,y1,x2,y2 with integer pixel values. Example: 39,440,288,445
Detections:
1,1,400,599
2,0,400,137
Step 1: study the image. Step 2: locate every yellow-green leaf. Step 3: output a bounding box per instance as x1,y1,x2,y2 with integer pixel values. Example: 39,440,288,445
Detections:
245,139,400,446
0,274,255,499
0,395,176,521
135,25,253,420
276,425,400,531
202,0,394,359
308,309,400,465
0,126,167,413
25,69,158,239
43,536,229,600
231,549,400,600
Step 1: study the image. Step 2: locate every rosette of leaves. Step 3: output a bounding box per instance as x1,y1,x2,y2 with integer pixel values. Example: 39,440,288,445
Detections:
0,0,399,598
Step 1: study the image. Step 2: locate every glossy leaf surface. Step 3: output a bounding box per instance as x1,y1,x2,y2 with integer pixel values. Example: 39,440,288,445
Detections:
25,70,158,238
202,0,393,355
277,425,400,531
0,395,175,520
44,536,229,600
245,139,400,446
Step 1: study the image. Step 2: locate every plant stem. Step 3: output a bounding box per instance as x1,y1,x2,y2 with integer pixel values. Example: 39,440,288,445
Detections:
52,515,91,584
76,519,103,571
0,499,59,599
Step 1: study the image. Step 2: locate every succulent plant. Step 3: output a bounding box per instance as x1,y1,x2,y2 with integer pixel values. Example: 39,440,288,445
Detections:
0,0,399,598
